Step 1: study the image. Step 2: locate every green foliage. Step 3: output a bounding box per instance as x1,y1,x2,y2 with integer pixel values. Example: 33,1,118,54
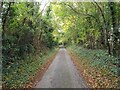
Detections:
51,2,120,56
69,45,120,88
69,45,119,76
3,48,57,88
2,2,56,67
2,2,57,88
2,1,120,88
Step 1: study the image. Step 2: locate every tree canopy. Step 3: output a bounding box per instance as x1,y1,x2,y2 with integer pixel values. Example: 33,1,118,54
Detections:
50,2,120,57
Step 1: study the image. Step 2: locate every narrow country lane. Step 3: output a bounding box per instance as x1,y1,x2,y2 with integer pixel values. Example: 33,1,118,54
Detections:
34,48,88,88
3,2,119,89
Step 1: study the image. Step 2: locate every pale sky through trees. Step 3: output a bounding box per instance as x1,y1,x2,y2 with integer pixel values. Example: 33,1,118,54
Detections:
36,0,50,12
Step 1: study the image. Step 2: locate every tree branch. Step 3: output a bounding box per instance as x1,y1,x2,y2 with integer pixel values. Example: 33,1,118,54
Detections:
63,3,96,18
92,1,107,30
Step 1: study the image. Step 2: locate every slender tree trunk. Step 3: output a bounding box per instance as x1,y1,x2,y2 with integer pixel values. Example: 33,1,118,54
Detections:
109,2,118,56
92,2,111,54
0,2,3,15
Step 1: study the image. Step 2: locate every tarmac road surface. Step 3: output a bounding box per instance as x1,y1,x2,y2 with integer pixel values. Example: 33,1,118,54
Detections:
34,48,88,88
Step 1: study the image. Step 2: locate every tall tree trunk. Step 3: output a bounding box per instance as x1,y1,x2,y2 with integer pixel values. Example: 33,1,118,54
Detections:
109,2,119,56
92,2,111,54
0,2,3,15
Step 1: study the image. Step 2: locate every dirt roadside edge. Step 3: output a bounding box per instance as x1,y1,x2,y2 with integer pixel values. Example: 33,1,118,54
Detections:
67,49,91,88
26,49,59,88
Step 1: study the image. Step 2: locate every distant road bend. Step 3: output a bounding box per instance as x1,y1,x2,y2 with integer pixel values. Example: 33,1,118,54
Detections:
34,48,88,88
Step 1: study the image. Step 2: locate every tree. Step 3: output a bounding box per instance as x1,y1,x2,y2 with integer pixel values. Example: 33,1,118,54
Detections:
2,2,56,67
50,2,120,57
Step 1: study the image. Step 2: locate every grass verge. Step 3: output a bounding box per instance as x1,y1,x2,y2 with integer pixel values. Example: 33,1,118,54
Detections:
3,48,58,89
68,45,120,88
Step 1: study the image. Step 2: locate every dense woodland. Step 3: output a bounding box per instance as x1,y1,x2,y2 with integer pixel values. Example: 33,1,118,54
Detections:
1,2,57,88
51,2,120,57
2,2,57,67
1,1,120,88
